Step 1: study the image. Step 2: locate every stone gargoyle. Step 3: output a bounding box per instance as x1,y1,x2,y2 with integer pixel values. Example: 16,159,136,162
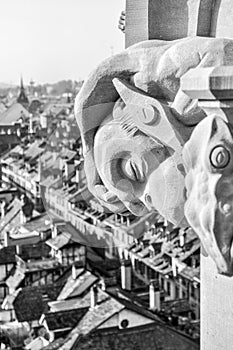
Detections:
75,36,233,275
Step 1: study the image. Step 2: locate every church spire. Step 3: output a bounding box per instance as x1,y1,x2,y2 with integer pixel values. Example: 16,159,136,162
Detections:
20,75,24,90
17,75,29,109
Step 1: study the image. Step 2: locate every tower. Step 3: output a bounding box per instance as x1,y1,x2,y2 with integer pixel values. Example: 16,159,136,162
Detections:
17,76,29,109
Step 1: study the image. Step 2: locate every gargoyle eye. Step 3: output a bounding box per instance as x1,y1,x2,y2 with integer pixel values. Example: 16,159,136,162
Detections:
210,146,230,169
121,159,145,182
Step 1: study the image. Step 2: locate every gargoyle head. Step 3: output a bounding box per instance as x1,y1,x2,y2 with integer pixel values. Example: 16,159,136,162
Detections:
183,115,233,275
94,79,187,226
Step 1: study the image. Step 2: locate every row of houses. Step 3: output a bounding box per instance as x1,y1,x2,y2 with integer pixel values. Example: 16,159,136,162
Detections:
0,97,200,349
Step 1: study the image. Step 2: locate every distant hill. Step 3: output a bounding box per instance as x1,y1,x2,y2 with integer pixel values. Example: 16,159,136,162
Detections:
0,82,16,94
0,80,83,96
0,82,16,89
35,80,83,96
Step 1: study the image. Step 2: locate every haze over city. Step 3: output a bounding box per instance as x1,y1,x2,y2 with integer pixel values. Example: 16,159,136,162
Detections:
0,0,125,85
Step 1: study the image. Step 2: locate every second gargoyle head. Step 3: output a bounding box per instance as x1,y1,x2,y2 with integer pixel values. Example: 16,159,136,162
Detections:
183,115,233,275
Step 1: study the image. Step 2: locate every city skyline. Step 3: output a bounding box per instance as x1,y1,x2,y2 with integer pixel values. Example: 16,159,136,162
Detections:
0,0,125,85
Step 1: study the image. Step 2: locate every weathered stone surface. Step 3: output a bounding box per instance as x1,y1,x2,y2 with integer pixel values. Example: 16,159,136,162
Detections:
75,36,233,274
180,64,233,276
94,79,188,225
210,0,233,38
181,66,233,100
125,0,233,48
201,253,233,349
183,115,233,275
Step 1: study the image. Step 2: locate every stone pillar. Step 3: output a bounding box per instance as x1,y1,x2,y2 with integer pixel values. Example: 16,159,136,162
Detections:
201,254,233,349
125,0,213,48
210,0,233,38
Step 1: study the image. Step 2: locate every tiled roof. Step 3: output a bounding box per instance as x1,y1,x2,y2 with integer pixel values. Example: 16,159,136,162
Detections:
1,289,21,310
0,322,30,348
24,141,44,160
23,213,51,233
60,222,91,246
9,144,23,154
0,199,43,241
6,266,25,290
75,322,199,350
179,266,200,282
0,134,20,145
26,258,61,272
13,284,63,322
59,290,124,350
48,298,88,312
46,232,71,250
43,307,88,332
0,103,29,125
161,299,193,315
41,338,64,350
0,245,16,265
57,270,98,301
25,336,49,350
0,198,21,236
49,289,108,312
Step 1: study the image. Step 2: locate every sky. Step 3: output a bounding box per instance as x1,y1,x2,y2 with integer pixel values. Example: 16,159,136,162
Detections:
0,0,125,85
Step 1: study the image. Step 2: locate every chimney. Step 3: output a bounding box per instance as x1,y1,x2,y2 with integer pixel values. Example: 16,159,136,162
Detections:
75,168,80,184
40,231,47,242
74,161,81,184
100,279,106,291
172,257,177,277
40,114,48,128
29,114,33,134
1,201,6,218
20,209,26,225
149,280,160,311
52,152,57,162
121,259,132,290
4,231,10,247
90,285,98,308
72,264,77,280
16,245,22,255
52,224,58,239
64,161,75,179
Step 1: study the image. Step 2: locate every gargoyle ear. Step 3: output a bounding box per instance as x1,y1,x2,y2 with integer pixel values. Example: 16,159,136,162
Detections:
113,78,149,106
112,78,163,127
182,115,218,171
209,115,232,141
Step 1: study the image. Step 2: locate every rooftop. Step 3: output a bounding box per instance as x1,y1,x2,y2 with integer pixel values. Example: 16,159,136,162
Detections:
57,269,98,301
59,289,124,350
13,284,63,322
46,232,72,251
0,103,29,125
43,307,88,332
0,246,16,265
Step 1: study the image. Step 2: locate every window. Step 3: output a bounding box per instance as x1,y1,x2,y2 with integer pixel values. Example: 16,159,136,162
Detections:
191,284,196,298
175,285,179,299
167,281,171,296
161,277,164,290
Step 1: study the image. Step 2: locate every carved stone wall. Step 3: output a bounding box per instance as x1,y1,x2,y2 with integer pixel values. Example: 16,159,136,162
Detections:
125,0,213,47
125,0,233,48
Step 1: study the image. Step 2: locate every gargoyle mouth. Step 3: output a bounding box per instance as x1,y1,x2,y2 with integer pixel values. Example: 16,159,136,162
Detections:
213,201,233,275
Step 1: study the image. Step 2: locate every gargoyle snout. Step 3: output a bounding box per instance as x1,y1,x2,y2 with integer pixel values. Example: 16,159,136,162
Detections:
213,185,233,275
